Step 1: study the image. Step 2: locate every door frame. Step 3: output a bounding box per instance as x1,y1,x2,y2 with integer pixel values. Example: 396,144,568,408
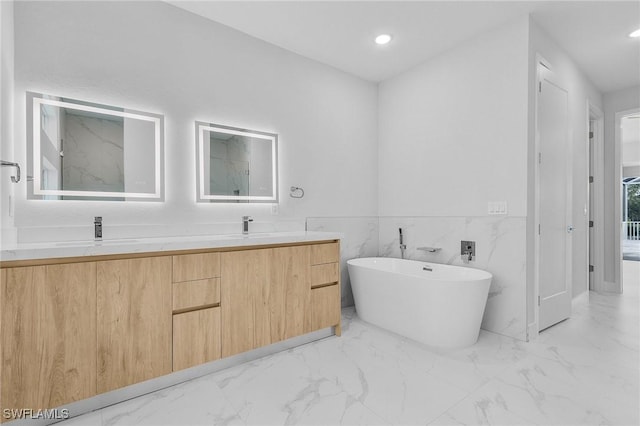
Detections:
613,107,640,293
533,55,573,333
588,101,604,292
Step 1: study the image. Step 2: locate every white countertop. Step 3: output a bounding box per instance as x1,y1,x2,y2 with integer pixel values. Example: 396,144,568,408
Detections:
0,231,342,263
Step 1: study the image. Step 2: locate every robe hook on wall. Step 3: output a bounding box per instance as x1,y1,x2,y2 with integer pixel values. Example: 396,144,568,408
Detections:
290,186,305,198
1,160,21,183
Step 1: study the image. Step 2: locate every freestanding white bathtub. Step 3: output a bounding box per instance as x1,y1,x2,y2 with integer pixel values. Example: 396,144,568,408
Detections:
347,257,492,348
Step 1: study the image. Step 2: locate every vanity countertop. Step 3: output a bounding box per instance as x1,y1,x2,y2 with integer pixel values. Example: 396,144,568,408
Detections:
0,231,342,264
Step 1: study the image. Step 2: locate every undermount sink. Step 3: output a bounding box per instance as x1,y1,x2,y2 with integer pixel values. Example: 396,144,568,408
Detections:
55,239,139,247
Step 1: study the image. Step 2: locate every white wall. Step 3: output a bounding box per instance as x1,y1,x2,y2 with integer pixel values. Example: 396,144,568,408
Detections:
603,86,640,287
6,3,612,322
11,1,378,241
624,166,640,178
526,19,603,310
621,115,640,166
0,0,16,245
378,17,530,340
378,17,529,218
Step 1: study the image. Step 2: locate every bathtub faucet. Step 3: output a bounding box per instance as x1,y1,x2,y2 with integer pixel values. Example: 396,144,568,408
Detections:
461,240,475,263
399,228,406,259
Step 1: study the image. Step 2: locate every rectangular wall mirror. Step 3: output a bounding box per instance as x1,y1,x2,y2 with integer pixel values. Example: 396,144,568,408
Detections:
27,92,164,201
196,121,278,203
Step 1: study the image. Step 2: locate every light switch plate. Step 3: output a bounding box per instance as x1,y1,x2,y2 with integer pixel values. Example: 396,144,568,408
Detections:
488,201,508,215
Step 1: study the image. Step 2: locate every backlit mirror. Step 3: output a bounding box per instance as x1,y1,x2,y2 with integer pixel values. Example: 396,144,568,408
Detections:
196,121,278,203
27,92,164,201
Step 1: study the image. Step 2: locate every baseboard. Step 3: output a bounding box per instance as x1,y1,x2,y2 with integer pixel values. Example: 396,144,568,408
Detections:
572,290,589,307
527,321,539,341
601,280,622,294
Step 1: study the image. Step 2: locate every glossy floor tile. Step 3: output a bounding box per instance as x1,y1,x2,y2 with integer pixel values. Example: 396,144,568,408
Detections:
63,262,639,426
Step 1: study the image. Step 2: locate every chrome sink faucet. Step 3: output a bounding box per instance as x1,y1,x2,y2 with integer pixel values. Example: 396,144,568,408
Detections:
94,216,103,241
399,228,406,259
242,216,253,235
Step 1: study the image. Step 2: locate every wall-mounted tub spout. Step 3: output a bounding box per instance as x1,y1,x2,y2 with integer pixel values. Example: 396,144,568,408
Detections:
1,160,20,183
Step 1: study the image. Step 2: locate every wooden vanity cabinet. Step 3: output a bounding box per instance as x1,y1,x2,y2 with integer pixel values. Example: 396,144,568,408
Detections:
311,285,341,331
171,252,222,371
221,246,313,357
96,256,172,393
0,263,97,420
309,242,341,335
270,245,312,341
220,243,340,358
0,239,340,420
173,307,221,371
221,248,271,357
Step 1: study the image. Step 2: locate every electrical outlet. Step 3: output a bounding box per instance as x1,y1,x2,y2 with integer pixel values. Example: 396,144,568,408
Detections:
271,204,279,215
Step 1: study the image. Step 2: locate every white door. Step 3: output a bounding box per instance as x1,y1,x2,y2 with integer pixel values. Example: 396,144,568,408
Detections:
538,72,572,331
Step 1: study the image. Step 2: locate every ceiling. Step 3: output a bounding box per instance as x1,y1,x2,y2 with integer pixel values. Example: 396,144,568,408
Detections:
169,1,640,94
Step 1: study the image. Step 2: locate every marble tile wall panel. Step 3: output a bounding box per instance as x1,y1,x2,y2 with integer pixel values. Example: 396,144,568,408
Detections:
63,113,125,193
378,216,527,341
306,217,379,307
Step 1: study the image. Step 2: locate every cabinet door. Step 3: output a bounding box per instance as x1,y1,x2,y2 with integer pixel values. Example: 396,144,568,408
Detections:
173,307,221,371
310,284,341,331
270,246,311,341
1,263,96,415
96,257,171,394
221,249,270,357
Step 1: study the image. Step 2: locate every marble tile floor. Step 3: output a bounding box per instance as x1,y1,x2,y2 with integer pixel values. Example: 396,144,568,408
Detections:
623,240,640,261
63,262,639,426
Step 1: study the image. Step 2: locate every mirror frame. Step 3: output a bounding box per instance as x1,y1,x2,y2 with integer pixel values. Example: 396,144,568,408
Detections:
27,91,165,201
195,121,278,203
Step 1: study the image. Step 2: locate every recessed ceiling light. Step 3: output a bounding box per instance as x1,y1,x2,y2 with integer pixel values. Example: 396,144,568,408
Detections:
629,28,640,38
375,34,392,45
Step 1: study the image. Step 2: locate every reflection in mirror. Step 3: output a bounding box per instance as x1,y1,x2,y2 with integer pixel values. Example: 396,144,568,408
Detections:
196,122,278,203
27,92,164,201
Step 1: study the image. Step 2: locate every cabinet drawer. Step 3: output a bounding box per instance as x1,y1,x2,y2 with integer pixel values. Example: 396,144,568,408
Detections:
310,242,339,265
173,252,220,282
173,307,221,371
173,278,220,312
311,263,339,288
310,284,340,331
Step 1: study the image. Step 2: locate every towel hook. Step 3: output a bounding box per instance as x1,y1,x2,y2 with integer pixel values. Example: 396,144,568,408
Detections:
290,186,304,198
1,160,21,183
